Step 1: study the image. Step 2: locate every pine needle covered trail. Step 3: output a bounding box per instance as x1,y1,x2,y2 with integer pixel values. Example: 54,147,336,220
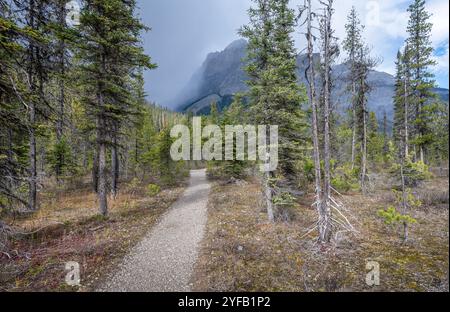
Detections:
98,170,210,292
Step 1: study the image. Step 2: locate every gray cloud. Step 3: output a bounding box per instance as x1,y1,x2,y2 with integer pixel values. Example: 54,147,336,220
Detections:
138,0,448,109
138,0,251,108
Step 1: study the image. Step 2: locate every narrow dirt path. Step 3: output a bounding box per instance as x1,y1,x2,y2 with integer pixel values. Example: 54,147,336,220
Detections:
97,169,211,292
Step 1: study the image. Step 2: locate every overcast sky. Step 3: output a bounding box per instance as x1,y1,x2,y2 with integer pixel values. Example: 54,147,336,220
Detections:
137,0,449,108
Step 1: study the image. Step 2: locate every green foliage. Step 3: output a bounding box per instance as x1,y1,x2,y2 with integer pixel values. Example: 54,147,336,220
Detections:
146,184,161,197
378,188,420,227
390,159,432,187
273,192,296,207
425,101,449,164
0,194,8,214
47,136,76,176
127,177,140,190
206,94,250,180
154,127,189,186
404,0,438,162
378,206,417,226
239,0,308,183
302,159,315,183
331,164,359,193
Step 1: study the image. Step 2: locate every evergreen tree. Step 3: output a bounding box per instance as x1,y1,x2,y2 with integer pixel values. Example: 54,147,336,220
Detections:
0,1,34,209
221,94,249,179
77,0,155,215
426,101,449,164
382,111,390,160
354,45,377,193
406,0,437,163
240,0,308,222
393,47,413,161
343,7,364,169
9,0,54,211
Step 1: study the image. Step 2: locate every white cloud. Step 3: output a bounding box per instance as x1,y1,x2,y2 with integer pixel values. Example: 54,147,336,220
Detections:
434,42,449,74
428,0,450,46
323,0,448,84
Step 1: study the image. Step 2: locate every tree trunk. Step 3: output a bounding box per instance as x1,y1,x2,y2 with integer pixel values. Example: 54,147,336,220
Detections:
29,95,37,211
265,170,274,223
351,82,357,170
306,0,322,215
98,136,108,216
134,134,139,177
319,1,333,243
404,75,409,158
419,146,424,163
400,164,408,242
82,141,88,171
361,95,368,194
97,53,108,216
92,146,99,193
6,127,15,199
111,132,119,199
27,0,37,211
55,2,66,181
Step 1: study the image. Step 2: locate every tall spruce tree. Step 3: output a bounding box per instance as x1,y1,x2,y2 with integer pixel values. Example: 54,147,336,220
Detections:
77,0,155,216
240,0,307,222
393,47,413,161
354,45,378,193
343,7,364,170
0,1,35,209
11,0,54,211
406,0,436,163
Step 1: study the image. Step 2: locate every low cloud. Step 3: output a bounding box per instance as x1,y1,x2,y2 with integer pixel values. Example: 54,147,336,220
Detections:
139,0,449,107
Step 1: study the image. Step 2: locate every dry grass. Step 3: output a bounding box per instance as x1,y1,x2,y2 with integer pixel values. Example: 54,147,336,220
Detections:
0,180,186,292
192,178,449,292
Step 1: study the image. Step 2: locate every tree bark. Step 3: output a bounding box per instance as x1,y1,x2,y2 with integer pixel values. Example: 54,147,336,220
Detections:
111,130,119,199
403,59,409,159
97,52,108,216
27,0,37,211
55,1,66,181
400,161,408,242
306,0,322,216
361,96,368,194
319,1,333,243
98,135,108,216
265,170,274,223
92,146,99,193
351,82,357,170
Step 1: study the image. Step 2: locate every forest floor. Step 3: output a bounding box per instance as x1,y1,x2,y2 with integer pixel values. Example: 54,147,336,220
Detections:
0,178,187,292
192,176,449,292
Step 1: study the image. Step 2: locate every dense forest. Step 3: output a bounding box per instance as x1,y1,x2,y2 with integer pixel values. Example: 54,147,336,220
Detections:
0,0,448,292
0,0,189,216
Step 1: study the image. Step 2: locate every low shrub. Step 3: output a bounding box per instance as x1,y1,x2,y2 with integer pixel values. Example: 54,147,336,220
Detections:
390,160,432,187
331,164,359,193
146,184,161,197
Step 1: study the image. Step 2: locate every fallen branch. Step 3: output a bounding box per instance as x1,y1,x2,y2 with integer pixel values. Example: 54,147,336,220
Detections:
89,225,106,232
12,222,65,236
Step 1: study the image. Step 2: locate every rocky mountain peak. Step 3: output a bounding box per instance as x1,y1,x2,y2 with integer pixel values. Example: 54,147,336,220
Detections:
174,40,448,123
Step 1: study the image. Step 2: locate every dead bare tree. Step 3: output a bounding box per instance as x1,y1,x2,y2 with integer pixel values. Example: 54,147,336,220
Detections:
300,0,323,233
318,0,336,243
297,0,357,244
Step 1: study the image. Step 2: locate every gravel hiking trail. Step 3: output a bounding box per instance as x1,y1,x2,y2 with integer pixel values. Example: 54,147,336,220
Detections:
97,169,211,292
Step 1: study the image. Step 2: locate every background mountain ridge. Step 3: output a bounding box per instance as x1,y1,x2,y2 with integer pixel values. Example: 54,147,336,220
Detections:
174,39,449,123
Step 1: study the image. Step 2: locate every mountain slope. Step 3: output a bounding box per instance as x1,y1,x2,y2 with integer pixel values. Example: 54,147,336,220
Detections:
175,40,449,122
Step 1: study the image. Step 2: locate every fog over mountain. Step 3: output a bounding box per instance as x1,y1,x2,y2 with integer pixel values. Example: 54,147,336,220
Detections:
174,40,449,123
